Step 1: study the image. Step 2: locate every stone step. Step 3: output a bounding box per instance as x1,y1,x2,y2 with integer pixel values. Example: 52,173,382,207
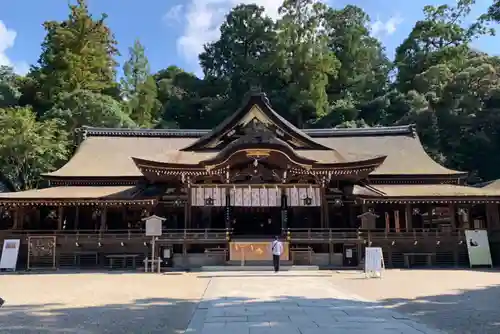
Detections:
226,260,293,266
200,265,319,271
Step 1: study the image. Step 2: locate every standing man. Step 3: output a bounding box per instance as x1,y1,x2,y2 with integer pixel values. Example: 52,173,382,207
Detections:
271,236,283,273
0,297,4,308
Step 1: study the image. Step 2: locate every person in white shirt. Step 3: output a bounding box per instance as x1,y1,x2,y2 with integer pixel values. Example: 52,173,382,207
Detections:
271,236,283,272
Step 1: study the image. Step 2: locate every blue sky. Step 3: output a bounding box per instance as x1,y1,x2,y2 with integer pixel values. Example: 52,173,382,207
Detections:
0,0,497,77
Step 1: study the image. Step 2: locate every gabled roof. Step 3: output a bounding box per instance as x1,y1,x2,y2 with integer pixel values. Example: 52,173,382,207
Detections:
46,88,465,181
181,92,331,151
45,124,465,179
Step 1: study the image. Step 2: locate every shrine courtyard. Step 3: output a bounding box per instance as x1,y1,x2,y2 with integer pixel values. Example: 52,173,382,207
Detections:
1,270,500,334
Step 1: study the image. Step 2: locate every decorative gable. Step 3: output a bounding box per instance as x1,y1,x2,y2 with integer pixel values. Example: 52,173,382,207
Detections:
182,92,330,151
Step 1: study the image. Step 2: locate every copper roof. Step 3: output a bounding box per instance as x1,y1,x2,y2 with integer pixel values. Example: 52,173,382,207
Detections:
46,124,463,178
0,186,156,205
363,184,498,198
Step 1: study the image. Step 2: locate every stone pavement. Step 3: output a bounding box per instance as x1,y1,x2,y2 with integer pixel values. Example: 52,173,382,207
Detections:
185,271,445,334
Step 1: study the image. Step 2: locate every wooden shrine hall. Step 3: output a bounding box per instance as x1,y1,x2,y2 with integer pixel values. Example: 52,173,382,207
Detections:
1,92,500,270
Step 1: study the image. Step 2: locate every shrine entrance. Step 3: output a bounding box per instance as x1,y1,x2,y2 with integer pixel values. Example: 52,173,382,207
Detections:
190,185,323,237
231,207,282,237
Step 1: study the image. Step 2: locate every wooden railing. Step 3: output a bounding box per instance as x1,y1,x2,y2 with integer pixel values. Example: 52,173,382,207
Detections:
0,228,232,242
0,227,467,243
159,228,231,241
284,228,466,241
2,229,146,242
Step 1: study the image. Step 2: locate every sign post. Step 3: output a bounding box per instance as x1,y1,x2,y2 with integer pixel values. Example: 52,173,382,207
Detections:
142,215,165,272
364,247,384,278
465,229,493,267
0,239,20,271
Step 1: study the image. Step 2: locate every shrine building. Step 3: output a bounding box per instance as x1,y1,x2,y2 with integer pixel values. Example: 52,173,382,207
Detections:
1,92,500,270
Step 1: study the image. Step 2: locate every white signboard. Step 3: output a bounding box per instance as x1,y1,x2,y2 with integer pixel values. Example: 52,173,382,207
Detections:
0,239,21,271
142,215,165,237
365,247,384,278
465,230,492,267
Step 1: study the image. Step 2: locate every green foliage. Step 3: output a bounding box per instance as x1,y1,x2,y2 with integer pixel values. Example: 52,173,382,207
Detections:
121,40,160,127
0,107,69,191
2,0,500,190
34,0,118,108
0,66,21,108
276,0,340,126
44,90,136,134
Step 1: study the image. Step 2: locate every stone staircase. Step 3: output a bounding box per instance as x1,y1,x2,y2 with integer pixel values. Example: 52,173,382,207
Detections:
200,260,319,271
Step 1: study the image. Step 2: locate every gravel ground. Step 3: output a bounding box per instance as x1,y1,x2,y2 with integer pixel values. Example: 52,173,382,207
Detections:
0,271,208,334
1,269,499,334
330,269,500,334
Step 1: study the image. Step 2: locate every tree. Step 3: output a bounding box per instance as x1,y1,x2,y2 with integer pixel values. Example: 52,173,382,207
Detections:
322,5,390,103
200,4,279,101
0,107,69,191
0,66,21,108
34,0,119,109
486,0,500,22
121,40,160,127
44,90,135,135
394,0,491,92
276,0,340,127
155,66,227,129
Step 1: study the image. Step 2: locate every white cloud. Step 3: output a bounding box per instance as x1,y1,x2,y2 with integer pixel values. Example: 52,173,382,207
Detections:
163,4,184,25
176,0,282,64
371,15,404,37
0,20,28,75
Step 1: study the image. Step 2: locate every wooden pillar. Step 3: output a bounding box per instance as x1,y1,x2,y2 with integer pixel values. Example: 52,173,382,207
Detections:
121,206,127,228
394,208,400,233
405,204,412,231
57,207,64,230
348,205,355,228
384,212,390,232
427,206,433,229
449,203,456,228
18,207,24,229
11,207,20,229
185,187,192,229
281,189,288,231
74,206,80,230
486,203,500,230
320,186,328,229
100,207,107,231
224,188,231,229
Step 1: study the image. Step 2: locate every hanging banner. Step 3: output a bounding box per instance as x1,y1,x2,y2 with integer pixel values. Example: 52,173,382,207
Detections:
191,187,227,207
465,230,493,267
285,187,321,207
230,187,281,207
0,239,21,271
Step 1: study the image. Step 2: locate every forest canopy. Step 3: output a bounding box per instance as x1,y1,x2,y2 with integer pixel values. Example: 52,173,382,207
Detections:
1,0,500,191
